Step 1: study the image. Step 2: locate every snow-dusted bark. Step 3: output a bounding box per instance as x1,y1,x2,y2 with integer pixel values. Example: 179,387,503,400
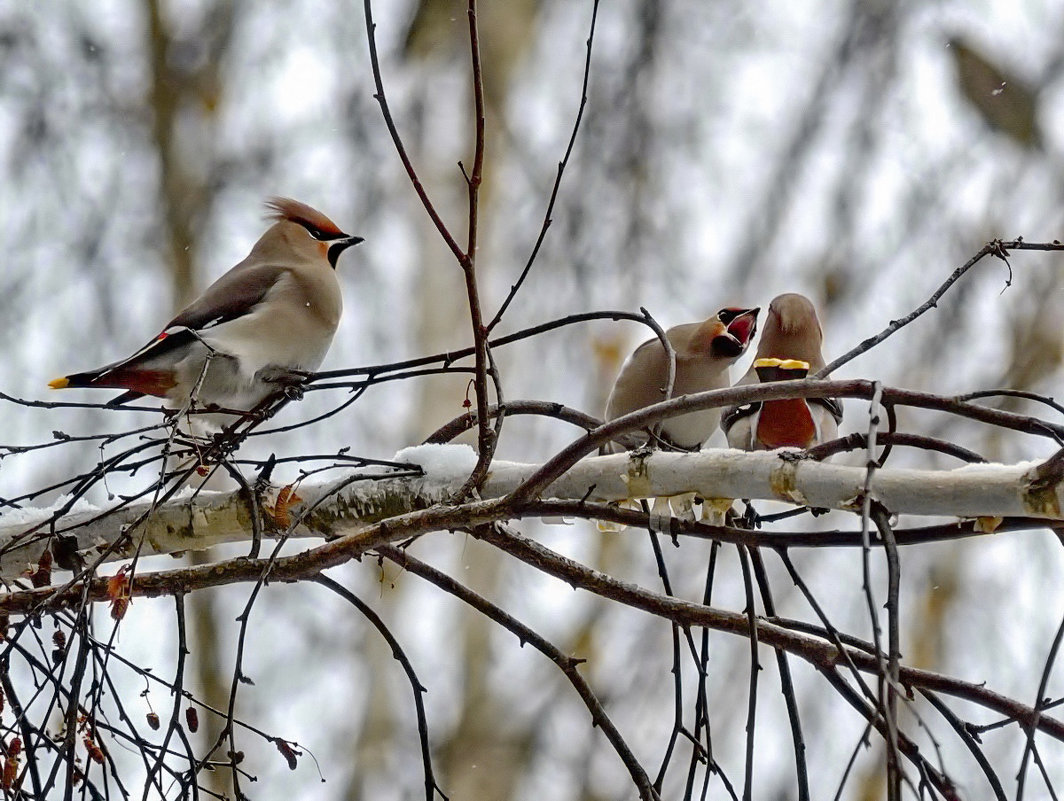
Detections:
3,444,1060,579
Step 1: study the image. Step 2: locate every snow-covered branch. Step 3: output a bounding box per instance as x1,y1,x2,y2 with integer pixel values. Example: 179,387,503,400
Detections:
3,443,1062,580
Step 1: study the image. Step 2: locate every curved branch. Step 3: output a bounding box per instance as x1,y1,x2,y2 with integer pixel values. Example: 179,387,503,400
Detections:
468,523,1064,742
506,378,1064,504
817,239,1064,379
377,543,658,801
424,400,601,444
313,576,444,801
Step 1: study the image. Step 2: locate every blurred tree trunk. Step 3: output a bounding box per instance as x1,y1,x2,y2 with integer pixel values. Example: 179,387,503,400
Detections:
145,1,234,795
354,4,543,797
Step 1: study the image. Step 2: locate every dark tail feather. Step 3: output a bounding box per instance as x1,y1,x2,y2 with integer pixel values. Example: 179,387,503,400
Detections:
107,390,147,406
49,367,175,399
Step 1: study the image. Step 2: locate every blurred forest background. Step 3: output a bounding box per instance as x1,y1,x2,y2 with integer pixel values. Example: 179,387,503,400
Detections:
2,0,1064,799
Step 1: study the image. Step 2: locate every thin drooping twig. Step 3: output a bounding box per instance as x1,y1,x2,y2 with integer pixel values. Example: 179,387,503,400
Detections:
313,576,445,801
747,548,809,801
855,382,902,796
466,523,1064,740
1017,604,1064,801
644,520,684,791
0,624,45,797
817,239,1064,379
684,541,738,801
772,553,879,709
376,541,660,801
487,0,601,332
144,593,196,799
919,689,1006,801
736,544,759,801
818,667,954,796
832,721,874,801
54,606,91,798
639,499,714,793
872,502,903,799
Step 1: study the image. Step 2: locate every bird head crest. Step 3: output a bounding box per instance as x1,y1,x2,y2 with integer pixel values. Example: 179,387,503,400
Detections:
265,197,346,239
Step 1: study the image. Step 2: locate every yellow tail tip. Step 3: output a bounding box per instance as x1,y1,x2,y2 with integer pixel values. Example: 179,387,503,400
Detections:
753,357,810,371
48,377,70,390
753,357,784,368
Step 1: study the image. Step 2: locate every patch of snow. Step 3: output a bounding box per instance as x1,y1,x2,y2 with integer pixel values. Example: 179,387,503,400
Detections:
393,444,479,484
0,494,101,530
951,460,1034,474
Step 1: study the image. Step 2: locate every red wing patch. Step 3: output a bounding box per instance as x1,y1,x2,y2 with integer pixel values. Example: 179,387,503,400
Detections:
756,399,816,449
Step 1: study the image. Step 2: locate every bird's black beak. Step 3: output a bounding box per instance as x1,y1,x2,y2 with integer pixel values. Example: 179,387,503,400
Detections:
328,235,365,268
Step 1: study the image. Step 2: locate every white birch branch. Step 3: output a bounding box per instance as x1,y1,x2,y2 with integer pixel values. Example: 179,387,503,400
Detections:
1,445,1061,579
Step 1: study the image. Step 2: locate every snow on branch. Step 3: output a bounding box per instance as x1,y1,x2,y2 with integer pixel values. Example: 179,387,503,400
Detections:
2,442,1062,580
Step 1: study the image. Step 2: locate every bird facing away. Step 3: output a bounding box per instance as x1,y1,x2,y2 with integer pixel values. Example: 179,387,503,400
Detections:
721,293,842,451
49,198,363,422
604,306,760,451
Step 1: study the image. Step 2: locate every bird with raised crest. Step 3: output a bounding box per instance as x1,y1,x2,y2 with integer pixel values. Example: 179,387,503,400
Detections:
49,198,363,427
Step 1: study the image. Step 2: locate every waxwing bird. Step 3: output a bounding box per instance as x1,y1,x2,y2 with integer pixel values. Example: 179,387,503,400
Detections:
721,293,842,451
604,306,759,451
49,198,363,420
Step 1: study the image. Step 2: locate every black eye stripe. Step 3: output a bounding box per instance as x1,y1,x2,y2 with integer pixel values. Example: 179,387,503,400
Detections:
298,221,343,241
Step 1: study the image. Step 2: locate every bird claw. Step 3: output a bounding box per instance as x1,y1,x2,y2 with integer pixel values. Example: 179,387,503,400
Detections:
260,366,311,386
258,366,310,401
778,449,814,463
738,501,760,529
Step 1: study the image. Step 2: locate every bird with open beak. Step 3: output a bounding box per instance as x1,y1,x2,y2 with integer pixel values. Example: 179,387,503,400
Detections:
605,306,760,451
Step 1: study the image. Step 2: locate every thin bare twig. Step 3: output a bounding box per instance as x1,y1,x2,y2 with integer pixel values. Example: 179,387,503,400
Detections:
450,0,498,499
747,548,809,800
919,689,1006,801
487,0,601,332
313,576,445,801
1017,604,1064,800
424,400,600,444
736,545,759,801
817,239,1064,378
377,541,659,801
362,0,463,261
